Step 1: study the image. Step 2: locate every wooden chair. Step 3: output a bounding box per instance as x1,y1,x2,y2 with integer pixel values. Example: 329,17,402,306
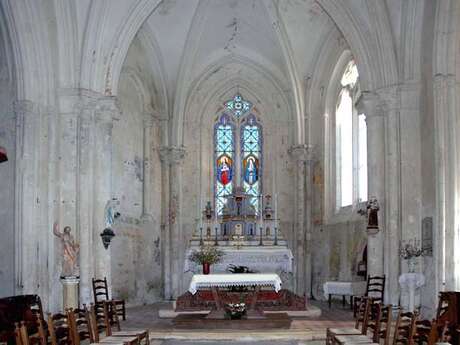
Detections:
92,277,126,320
14,319,47,345
328,298,376,345
413,319,438,345
67,307,92,345
47,311,73,345
353,276,385,317
371,304,393,345
87,304,138,345
392,309,418,345
333,300,383,345
0,295,45,345
103,301,149,345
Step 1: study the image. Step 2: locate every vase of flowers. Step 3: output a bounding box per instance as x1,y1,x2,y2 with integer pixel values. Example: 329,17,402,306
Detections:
399,240,426,273
188,245,224,275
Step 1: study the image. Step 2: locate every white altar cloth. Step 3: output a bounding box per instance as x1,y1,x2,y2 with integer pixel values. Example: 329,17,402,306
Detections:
323,281,367,299
188,273,282,295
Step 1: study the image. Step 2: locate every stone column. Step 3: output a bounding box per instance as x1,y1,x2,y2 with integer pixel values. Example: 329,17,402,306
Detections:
160,146,186,299
379,87,402,305
357,93,385,278
142,114,154,218
93,98,118,284
76,93,119,303
14,101,42,295
288,144,309,295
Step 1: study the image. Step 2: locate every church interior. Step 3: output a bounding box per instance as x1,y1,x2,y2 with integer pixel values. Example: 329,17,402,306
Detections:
1,0,460,344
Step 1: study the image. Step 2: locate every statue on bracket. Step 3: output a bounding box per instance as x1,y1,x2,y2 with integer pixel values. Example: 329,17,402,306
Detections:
53,222,80,278
367,197,379,229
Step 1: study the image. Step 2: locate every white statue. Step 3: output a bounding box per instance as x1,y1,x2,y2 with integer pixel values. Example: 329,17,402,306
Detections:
53,223,80,277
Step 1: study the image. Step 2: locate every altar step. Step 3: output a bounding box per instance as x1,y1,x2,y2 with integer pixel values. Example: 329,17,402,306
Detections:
158,305,321,319
172,312,292,329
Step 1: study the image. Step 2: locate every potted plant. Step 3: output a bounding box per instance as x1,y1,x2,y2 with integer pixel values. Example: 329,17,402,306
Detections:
189,245,224,274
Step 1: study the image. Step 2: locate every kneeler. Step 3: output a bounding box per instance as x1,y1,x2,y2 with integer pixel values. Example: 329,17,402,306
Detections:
326,297,373,345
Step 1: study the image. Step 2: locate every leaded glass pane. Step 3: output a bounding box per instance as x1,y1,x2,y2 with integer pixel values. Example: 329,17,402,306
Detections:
225,94,252,118
215,114,234,216
241,115,262,214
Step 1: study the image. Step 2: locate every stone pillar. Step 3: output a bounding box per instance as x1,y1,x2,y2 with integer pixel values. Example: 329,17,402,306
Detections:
357,93,385,278
379,87,402,305
14,101,42,295
160,146,186,299
433,75,460,291
76,93,119,303
288,144,309,295
142,114,154,218
93,98,118,283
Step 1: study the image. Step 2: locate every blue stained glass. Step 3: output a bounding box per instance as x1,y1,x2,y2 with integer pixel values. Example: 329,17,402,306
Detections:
225,94,252,118
215,114,234,216
241,115,262,215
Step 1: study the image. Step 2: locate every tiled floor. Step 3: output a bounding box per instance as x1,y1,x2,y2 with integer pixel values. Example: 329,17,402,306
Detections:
120,300,355,343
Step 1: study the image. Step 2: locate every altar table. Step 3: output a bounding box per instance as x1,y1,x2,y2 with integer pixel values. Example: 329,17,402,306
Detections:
188,273,282,319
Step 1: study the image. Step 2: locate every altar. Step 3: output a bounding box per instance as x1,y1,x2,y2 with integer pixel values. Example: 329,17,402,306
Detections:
186,188,294,288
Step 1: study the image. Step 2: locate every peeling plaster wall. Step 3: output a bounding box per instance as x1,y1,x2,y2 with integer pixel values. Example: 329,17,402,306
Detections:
110,39,163,305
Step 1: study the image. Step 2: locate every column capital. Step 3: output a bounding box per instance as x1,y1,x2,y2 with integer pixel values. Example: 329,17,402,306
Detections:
94,96,121,123
160,146,186,165
356,92,379,115
288,144,312,162
433,74,457,90
376,85,400,112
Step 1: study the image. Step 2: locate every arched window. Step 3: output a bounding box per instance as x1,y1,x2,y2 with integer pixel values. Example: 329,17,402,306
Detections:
335,60,367,208
214,94,263,216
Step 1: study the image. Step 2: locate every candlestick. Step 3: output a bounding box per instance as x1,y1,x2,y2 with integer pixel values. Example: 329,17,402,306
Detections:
274,227,278,246
214,226,219,246
199,227,203,246
259,227,263,246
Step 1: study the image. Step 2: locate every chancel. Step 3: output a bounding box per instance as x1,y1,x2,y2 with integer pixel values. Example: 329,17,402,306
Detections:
1,0,460,343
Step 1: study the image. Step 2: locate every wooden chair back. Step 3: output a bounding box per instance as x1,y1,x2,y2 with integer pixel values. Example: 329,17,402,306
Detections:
354,297,373,334
88,304,105,343
92,277,110,304
15,322,27,345
368,304,392,345
365,275,385,304
14,319,47,345
392,309,418,345
413,319,438,345
67,306,91,345
47,311,72,345
103,301,121,336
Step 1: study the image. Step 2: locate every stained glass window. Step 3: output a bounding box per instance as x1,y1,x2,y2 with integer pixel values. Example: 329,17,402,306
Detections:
241,114,262,214
215,113,235,215
214,95,262,216
224,94,252,118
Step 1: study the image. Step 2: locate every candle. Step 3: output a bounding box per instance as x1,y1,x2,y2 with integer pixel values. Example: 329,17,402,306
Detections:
199,227,203,245
259,227,263,246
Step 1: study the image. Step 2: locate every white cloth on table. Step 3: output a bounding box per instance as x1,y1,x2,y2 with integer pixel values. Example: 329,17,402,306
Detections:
323,281,367,299
188,273,282,295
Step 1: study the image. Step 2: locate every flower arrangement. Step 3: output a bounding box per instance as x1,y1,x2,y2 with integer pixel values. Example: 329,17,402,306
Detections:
188,245,224,265
225,302,246,319
399,240,425,259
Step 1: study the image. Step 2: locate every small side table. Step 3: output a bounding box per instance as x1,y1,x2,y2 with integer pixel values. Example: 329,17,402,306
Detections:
399,273,425,311
323,281,367,308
